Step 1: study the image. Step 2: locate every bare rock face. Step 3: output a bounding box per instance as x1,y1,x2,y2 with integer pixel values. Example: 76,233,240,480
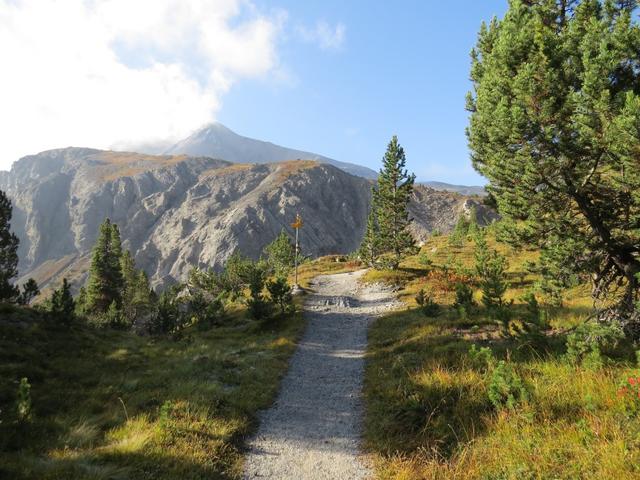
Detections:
0,148,495,292
409,185,497,242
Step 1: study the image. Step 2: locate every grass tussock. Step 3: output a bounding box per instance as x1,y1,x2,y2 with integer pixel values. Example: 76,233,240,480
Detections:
364,230,640,479
0,305,305,479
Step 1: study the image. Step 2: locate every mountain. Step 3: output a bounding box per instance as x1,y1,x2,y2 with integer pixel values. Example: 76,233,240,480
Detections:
164,122,377,179
420,181,487,196
0,148,495,293
163,122,378,179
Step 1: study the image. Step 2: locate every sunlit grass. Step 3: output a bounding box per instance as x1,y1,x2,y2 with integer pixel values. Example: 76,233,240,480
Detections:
363,230,640,479
0,303,305,479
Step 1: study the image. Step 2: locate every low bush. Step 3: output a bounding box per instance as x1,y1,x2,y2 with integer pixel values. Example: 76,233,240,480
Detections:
565,320,625,366
266,277,294,315
487,360,528,410
618,375,640,416
468,344,494,372
454,282,475,317
415,288,440,317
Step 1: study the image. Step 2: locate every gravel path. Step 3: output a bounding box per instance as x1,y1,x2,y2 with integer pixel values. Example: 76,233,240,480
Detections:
243,269,399,480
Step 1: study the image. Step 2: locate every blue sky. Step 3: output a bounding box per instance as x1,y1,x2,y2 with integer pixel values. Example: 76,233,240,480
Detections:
219,1,508,185
2,1,507,185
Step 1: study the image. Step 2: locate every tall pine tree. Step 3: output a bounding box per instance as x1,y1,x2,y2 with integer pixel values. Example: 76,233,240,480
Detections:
0,189,19,302
86,218,124,313
467,0,640,321
120,250,153,325
370,136,417,269
359,205,381,267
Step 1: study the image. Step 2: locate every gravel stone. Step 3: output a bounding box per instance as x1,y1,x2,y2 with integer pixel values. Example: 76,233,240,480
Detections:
244,269,399,479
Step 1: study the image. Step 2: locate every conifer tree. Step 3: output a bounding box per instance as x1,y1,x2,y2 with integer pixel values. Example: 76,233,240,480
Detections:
359,205,380,267
86,219,124,313
370,136,417,269
18,279,40,305
264,230,295,278
450,214,470,247
467,0,640,320
467,206,480,239
0,189,19,302
119,250,152,324
50,278,75,323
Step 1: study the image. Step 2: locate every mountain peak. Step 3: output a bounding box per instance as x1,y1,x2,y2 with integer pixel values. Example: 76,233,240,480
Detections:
163,123,377,179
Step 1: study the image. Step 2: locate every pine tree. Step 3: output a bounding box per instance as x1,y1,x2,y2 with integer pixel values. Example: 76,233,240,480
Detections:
371,136,417,269
18,278,40,305
267,276,293,315
449,214,469,247
467,206,480,239
264,230,295,278
359,203,380,267
50,278,75,323
86,219,124,313
467,0,640,321
481,251,508,311
0,189,19,302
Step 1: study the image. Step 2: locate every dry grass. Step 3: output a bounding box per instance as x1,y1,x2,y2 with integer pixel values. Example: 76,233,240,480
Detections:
94,152,190,181
0,303,306,479
199,163,254,180
273,160,321,181
362,230,640,479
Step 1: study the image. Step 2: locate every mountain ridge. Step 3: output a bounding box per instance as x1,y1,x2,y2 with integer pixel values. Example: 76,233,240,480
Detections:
162,122,378,179
1,147,496,293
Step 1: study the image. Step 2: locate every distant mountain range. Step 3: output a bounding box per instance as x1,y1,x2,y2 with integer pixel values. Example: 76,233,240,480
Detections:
0,148,496,293
420,181,486,197
0,123,495,292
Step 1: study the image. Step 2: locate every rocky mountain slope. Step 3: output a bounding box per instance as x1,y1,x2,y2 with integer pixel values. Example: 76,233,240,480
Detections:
421,181,487,196
0,148,494,292
162,122,378,179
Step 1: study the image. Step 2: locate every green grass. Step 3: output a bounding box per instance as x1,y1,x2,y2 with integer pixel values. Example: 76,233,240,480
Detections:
0,303,305,479
363,232,640,479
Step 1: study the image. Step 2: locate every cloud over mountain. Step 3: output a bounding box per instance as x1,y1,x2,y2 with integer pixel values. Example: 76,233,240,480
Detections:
0,0,287,170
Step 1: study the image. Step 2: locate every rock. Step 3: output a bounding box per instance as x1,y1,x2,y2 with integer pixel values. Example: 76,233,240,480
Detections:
1,147,497,294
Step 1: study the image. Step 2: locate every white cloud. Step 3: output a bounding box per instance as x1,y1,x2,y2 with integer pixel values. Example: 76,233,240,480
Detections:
0,0,286,169
296,20,345,51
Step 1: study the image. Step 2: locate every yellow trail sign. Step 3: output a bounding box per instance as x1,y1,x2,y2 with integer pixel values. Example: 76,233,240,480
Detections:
291,214,304,229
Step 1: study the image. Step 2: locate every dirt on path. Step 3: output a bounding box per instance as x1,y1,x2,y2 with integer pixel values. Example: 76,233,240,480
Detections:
243,269,399,479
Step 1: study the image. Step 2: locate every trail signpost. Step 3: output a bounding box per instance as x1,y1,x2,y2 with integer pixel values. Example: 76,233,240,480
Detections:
291,213,303,288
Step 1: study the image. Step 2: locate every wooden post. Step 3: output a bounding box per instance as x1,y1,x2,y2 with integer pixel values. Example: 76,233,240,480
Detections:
291,213,304,287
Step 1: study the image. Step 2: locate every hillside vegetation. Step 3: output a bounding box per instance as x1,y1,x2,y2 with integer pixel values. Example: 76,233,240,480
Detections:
363,227,640,479
0,300,305,479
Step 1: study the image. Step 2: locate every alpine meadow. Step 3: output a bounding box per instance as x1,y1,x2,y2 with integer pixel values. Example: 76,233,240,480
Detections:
1,1,640,480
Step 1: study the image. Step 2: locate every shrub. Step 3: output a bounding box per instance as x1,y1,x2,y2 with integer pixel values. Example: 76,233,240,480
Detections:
266,277,294,315
417,251,433,268
189,291,224,329
16,377,32,422
449,215,469,247
618,375,640,416
246,264,273,320
454,282,475,310
488,361,528,410
221,252,253,300
149,286,187,335
17,278,39,305
263,230,295,278
468,344,494,372
415,288,440,317
49,278,75,324
105,301,127,329
480,250,508,310
522,291,540,322
565,321,625,366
